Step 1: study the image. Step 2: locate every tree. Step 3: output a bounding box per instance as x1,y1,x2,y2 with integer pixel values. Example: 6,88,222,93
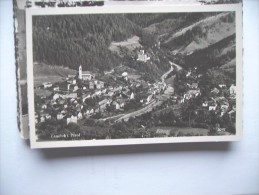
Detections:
110,121,133,139
85,97,97,107
140,30,156,48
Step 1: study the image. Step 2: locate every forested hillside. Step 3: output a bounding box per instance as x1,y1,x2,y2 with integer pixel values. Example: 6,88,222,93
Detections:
33,14,142,71
33,11,236,82
33,12,221,72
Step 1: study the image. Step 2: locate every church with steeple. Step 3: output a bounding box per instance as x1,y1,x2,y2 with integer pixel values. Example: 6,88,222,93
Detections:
78,65,95,81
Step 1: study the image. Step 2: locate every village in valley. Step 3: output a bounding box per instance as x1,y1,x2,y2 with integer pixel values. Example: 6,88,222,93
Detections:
34,47,237,140
35,49,169,127
29,8,239,141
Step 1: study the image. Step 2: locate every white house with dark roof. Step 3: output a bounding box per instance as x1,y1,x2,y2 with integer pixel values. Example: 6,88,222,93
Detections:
67,115,77,125
112,101,121,110
53,93,60,100
77,112,83,120
57,113,64,120
202,101,209,107
209,104,217,111
42,82,52,88
40,116,45,123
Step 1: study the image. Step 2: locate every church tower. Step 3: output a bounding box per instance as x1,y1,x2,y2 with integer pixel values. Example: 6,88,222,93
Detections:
79,65,82,79
130,92,135,100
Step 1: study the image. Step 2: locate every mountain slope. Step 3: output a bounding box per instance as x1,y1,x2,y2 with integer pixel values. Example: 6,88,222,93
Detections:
184,34,236,72
33,14,142,71
161,12,235,54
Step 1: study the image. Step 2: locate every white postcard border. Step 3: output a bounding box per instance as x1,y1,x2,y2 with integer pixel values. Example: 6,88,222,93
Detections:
26,4,243,149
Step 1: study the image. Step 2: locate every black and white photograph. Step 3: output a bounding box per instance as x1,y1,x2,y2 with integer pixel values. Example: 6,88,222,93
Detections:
26,5,242,148
3,0,259,194
14,0,243,141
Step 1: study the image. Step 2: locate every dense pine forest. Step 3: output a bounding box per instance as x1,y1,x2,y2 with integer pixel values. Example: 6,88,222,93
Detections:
33,14,142,71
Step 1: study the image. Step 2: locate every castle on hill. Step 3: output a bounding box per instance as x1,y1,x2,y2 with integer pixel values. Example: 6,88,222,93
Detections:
137,50,150,63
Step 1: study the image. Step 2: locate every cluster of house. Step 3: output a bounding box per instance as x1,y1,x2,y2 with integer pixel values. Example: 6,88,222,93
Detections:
201,84,236,119
180,82,201,103
176,67,236,132
201,95,236,116
35,65,168,125
178,67,201,103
